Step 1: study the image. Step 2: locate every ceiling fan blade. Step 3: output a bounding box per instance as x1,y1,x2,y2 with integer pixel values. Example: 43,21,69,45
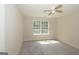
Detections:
48,12,52,15
55,5,62,9
55,10,63,13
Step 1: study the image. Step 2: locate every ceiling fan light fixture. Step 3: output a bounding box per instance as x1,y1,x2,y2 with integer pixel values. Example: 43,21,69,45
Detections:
52,10,55,14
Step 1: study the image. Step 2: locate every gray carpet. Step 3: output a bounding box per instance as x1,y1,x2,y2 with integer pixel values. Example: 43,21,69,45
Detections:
19,40,79,55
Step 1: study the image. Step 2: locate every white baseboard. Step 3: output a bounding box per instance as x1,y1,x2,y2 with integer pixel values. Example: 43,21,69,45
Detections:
57,39,79,50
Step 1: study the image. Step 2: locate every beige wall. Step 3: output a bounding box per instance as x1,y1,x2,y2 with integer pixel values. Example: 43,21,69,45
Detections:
5,5,23,54
0,4,5,52
23,16,56,41
57,5,79,49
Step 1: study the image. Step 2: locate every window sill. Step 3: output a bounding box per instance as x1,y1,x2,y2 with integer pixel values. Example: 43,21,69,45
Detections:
33,33,49,35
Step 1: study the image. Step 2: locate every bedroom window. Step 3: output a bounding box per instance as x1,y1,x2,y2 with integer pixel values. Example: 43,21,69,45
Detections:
32,20,49,35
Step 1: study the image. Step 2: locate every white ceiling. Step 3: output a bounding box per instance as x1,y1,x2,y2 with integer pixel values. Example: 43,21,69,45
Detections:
17,4,79,18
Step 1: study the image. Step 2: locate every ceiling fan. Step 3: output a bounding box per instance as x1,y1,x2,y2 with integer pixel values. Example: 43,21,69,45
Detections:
44,5,63,16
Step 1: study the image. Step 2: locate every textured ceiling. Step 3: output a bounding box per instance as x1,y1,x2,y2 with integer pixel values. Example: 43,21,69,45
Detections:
17,4,79,18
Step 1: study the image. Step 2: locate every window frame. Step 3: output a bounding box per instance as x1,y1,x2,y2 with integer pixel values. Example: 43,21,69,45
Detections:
32,20,49,35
